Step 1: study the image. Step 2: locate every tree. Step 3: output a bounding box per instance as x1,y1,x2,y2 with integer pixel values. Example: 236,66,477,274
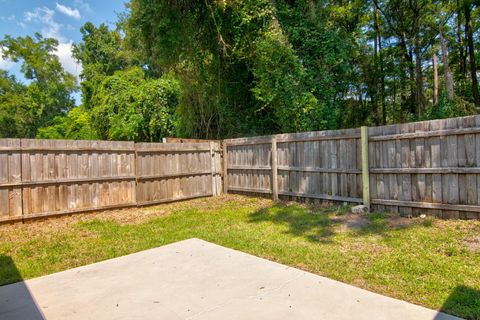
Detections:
36,107,98,140
463,0,480,107
373,0,387,123
439,25,455,100
127,0,360,137
4,1,479,141
0,70,28,137
0,33,76,137
90,67,180,141
72,23,131,110
433,49,439,104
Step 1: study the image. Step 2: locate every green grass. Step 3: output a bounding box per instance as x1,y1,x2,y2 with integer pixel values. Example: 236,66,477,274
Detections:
1,195,480,319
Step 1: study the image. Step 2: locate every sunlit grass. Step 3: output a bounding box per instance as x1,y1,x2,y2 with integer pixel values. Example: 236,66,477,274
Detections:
1,195,479,319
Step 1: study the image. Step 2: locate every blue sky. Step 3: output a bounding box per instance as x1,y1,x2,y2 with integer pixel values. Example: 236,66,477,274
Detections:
0,0,126,102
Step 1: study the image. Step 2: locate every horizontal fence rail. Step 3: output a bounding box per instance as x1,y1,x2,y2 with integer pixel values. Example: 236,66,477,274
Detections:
224,115,480,219
224,128,363,207
2,115,480,222
134,142,221,206
0,139,222,222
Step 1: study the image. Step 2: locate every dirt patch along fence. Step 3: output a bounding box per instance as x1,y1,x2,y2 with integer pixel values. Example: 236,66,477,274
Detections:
223,115,480,219
0,139,222,222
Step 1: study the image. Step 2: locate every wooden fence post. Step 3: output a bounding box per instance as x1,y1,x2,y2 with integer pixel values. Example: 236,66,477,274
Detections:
222,141,228,194
360,126,370,210
209,142,216,196
133,144,139,207
19,139,25,222
271,137,278,201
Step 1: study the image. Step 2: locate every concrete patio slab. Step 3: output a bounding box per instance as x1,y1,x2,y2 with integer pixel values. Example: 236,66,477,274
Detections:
0,238,460,320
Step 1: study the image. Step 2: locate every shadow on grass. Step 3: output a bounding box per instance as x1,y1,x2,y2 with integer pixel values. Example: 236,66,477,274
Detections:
0,255,45,319
248,202,419,243
248,203,337,242
437,285,480,320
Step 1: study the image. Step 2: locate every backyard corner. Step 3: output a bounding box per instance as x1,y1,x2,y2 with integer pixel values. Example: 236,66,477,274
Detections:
4,0,480,318
1,194,479,319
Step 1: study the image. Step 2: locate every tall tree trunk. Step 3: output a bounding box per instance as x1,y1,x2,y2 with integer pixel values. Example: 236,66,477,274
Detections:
374,2,387,124
404,33,417,115
399,38,408,114
457,0,467,78
379,37,387,124
373,4,380,124
440,26,455,100
396,30,414,118
464,0,480,107
414,35,425,115
433,51,439,105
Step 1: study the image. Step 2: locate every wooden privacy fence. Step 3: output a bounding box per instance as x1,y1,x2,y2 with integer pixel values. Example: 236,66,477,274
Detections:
0,139,222,222
223,115,480,219
223,129,363,203
3,115,480,222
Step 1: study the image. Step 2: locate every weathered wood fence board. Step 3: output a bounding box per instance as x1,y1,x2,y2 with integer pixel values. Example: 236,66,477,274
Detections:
367,116,480,219
224,128,363,204
224,115,480,219
135,142,220,205
0,139,22,222
18,139,136,220
226,142,272,194
0,139,222,222
2,115,480,222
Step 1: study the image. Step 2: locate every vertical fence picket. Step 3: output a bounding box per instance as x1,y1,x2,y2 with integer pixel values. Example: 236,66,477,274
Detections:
222,115,480,219
271,137,278,201
223,142,228,194
3,115,480,222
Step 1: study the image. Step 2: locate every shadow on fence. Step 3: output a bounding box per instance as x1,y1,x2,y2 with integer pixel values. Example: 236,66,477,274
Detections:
0,255,45,319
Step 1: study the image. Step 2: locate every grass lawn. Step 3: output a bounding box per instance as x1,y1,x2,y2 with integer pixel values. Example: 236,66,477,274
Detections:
1,195,479,319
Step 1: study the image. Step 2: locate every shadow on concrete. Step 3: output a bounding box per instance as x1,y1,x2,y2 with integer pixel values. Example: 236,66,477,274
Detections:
0,255,45,319
435,285,480,320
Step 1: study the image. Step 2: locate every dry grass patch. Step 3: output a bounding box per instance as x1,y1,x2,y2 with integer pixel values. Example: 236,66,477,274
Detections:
0,195,479,319
464,235,480,253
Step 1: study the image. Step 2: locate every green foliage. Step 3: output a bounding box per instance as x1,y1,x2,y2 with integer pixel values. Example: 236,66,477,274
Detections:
0,70,28,138
0,34,77,138
126,0,343,137
422,217,434,227
276,0,355,130
2,0,480,141
67,22,180,142
422,92,475,120
36,107,98,140
72,22,131,109
250,30,318,131
91,67,179,141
